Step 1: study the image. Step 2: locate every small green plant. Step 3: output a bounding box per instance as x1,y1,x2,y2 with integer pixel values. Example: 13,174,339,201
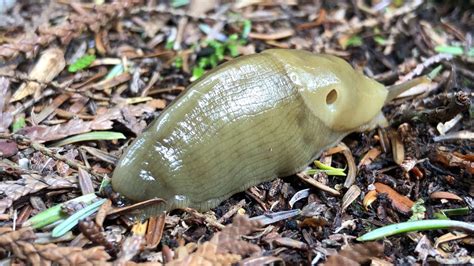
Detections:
409,199,426,221
342,35,363,49
305,160,346,176
11,116,26,133
68,54,96,73
435,45,474,57
357,219,474,241
191,34,247,81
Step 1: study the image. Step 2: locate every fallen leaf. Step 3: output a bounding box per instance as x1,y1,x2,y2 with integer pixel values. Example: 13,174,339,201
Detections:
19,103,154,142
374,182,414,214
431,148,474,174
145,213,166,249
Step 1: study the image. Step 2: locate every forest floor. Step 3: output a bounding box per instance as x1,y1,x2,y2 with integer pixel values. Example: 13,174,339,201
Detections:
0,0,473,265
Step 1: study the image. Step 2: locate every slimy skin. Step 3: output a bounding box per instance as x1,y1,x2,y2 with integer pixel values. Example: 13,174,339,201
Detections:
111,49,419,214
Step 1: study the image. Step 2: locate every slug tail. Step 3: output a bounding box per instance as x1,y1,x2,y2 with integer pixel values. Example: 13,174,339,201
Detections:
385,76,431,103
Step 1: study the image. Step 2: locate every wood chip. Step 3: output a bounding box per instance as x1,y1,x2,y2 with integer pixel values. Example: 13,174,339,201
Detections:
430,191,463,201
338,143,357,188
363,190,378,210
389,130,405,165
78,168,95,195
249,29,294,40
11,48,65,102
296,173,340,196
374,182,414,214
272,237,308,250
358,147,382,168
342,185,361,211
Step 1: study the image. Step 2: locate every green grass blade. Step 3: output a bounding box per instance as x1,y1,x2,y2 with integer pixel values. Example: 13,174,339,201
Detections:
25,193,98,229
52,131,126,147
52,198,106,238
357,219,474,241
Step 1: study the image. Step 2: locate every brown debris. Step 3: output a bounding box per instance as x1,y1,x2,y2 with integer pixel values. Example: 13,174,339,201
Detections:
0,0,143,60
0,139,18,157
341,185,361,211
167,215,262,265
11,48,65,102
374,182,414,214
0,227,111,265
0,77,13,132
399,91,470,125
323,242,384,266
248,29,294,40
431,148,474,175
79,219,118,255
0,174,76,214
144,214,166,249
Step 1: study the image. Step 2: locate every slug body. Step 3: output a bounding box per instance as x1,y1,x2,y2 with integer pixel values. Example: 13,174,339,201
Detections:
112,49,390,213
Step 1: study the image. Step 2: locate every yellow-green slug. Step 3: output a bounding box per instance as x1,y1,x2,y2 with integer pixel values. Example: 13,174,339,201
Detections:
112,49,427,214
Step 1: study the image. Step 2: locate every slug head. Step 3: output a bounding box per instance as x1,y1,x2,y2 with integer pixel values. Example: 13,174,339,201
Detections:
265,50,388,132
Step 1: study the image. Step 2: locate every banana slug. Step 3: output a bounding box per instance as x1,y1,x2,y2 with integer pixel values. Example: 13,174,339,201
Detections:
112,49,427,214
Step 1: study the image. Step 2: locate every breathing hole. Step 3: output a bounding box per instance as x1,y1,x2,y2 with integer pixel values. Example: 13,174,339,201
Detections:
326,89,338,105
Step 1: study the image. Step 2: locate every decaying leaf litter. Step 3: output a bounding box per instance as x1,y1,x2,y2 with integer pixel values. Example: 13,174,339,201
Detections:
0,0,473,265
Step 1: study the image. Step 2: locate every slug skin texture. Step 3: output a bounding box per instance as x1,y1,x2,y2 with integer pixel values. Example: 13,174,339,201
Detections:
112,49,390,215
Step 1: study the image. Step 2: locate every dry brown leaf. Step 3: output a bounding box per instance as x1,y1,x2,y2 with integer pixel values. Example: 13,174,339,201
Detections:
430,191,463,201
145,213,166,249
167,215,262,266
431,149,474,174
374,182,414,214
323,242,384,266
0,174,76,213
32,93,71,124
11,47,65,102
78,167,95,195
19,103,155,142
434,232,469,248
19,118,114,142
